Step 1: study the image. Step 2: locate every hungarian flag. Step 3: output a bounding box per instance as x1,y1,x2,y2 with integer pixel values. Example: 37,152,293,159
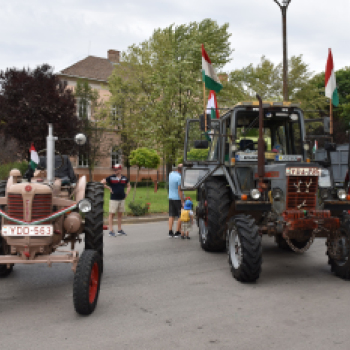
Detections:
206,90,220,119
202,44,223,93
312,140,318,154
30,143,39,171
325,49,339,107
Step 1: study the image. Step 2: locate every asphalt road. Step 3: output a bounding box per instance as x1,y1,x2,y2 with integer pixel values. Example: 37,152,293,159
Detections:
1,221,350,350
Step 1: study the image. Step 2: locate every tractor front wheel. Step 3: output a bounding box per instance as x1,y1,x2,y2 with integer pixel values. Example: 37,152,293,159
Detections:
73,250,102,315
198,177,230,252
328,216,350,280
227,215,262,282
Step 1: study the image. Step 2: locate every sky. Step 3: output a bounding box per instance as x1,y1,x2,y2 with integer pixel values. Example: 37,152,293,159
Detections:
0,0,349,76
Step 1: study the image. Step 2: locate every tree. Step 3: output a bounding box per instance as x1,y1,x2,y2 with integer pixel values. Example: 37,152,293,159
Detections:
74,79,112,181
0,64,80,158
129,148,160,201
108,19,232,181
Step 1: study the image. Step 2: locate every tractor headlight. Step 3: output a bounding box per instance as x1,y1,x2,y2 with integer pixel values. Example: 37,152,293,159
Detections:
303,143,310,151
79,199,92,213
271,188,283,201
337,189,347,200
250,189,261,200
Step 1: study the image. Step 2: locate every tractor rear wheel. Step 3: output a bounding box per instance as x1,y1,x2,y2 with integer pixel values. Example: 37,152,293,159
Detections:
84,182,104,271
227,215,262,282
0,181,13,278
198,177,230,252
328,215,350,280
73,250,102,315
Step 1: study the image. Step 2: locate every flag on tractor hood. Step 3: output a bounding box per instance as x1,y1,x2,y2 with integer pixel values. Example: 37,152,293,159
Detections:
312,140,318,154
325,49,339,107
30,143,39,170
206,90,220,119
202,44,223,93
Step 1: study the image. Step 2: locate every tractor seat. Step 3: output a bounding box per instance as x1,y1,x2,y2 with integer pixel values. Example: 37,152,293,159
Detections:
239,139,254,151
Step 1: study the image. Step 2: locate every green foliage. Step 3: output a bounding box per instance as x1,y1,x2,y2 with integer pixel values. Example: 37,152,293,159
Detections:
0,161,28,180
128,202,149,216
178,148,209,164
130,147,160,170
108,19,232,177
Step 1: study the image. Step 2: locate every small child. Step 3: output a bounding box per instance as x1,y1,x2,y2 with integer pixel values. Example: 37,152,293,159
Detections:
180,199,193,240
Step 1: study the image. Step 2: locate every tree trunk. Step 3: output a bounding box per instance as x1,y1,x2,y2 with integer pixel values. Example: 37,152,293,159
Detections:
132,167,139,202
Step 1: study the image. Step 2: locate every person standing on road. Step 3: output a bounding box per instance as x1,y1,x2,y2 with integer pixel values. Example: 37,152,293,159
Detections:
168,164,184,238
101,164,131,237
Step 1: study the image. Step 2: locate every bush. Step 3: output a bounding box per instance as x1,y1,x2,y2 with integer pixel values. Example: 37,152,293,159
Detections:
0,161,28,180
128,202,150,216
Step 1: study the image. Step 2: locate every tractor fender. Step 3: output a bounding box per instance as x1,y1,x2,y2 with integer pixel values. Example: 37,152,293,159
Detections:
75,176,87,203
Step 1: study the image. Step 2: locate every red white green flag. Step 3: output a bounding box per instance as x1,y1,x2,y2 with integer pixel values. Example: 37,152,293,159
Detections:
202,44,223,93
30,143,39,170
206,90,220,119
325,49,339,107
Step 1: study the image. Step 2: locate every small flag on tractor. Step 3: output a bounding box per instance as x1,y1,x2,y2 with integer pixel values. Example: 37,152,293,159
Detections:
325,49,339,107
312,140,318,154
202,45,223,93
30,143,39,170
206,90,220,119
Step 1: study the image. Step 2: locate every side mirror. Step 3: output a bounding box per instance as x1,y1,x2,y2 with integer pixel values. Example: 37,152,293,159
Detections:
194,140,209,149
74,133,87,145
199,114,211,131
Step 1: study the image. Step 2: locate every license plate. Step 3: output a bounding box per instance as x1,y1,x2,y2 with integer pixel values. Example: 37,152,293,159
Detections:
1,225,53,236
286,167,321,176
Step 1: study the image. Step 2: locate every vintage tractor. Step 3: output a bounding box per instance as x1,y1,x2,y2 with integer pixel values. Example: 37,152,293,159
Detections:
0,124,104,315
181,95,350,282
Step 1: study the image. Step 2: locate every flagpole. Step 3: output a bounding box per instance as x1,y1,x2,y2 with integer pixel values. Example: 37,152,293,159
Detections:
330,98,333,142
203,82,207,131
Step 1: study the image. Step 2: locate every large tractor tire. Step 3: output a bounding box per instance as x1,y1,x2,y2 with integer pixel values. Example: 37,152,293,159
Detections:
328,215,350,280
73,249,102,315
0,181,13,278
84,182,104,271
198,177,230,252
227,215,262,282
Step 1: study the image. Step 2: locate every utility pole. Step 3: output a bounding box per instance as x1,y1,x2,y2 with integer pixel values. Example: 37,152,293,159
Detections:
273,0,291,102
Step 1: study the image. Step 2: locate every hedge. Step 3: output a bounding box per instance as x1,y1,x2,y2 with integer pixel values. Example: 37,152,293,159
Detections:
0,161,28,180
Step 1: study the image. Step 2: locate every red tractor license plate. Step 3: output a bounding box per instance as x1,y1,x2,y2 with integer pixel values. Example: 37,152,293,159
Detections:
1,225,53,236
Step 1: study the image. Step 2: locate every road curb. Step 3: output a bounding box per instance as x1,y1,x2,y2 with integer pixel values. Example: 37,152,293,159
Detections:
104,214,169,225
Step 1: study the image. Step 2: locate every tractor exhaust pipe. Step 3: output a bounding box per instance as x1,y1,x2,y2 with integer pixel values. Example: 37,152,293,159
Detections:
256,94,265,189
46,124,57,185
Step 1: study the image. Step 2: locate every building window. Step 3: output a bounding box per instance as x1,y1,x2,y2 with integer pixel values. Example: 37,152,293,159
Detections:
111,105,122,122
76,98,91,120
78,153,89,167
111,146,122,167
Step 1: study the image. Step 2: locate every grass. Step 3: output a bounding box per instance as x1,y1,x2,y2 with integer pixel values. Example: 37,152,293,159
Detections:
103,187,197,215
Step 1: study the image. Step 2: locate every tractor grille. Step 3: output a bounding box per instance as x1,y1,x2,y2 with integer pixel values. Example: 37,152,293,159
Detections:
7,194,23,219
32,194,52,222
286,176,318,210
7,193,52,222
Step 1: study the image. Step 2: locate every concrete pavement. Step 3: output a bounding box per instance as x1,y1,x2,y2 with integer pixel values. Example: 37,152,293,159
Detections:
1,222,350,350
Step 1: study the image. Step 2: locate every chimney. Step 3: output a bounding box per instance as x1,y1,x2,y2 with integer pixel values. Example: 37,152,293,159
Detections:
108,50,120,63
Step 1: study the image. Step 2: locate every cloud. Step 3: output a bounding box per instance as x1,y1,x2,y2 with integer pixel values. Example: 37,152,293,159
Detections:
0,0,349,75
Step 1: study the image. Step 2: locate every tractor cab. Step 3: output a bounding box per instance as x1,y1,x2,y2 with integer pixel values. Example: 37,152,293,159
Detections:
182,101,306,191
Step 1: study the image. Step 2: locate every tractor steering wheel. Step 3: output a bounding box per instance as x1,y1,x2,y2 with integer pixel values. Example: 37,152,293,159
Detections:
37,149,65,171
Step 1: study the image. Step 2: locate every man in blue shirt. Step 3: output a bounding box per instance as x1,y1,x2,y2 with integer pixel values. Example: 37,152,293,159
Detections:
168,164,184,238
